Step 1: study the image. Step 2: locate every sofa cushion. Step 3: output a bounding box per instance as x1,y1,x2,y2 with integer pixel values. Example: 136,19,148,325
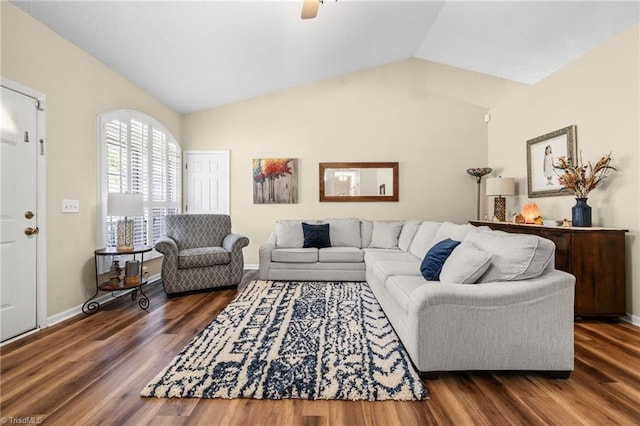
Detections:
364,249,418,263
369,221,404,249
370,260,421,284
178,247,230,269
302,223,331,248
271,248,318,263
465,231,555,282
360,220,373,248
319,247,364,263
398,220,421,252
429,222,474,251
440,242,492,284
408,221,441,259
385,275,428,312
420,238,461,281
325,218,361,248
275,220,305,248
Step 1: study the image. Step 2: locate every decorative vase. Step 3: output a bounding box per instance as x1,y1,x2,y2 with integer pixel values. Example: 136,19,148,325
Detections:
572,198,592,227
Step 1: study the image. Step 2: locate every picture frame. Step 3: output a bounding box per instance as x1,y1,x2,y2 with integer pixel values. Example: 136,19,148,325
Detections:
526,125,577,198
252,158,298,204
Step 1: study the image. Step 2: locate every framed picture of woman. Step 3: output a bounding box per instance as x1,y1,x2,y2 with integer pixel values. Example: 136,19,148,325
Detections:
526,125,577,197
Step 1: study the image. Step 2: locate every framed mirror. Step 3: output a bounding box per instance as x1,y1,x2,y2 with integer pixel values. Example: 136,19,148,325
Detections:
319,162,399,202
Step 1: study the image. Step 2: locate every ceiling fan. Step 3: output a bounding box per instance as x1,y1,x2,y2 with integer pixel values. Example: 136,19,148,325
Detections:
301,0,323,20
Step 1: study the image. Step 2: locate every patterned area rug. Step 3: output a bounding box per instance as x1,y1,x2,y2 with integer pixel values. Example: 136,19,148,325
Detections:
141,280,427,401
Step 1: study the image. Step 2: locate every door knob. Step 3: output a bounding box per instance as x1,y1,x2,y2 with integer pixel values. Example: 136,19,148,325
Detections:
25,211,35,219
24,227,39,236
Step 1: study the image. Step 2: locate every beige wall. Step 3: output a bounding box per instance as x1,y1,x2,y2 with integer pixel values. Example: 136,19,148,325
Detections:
1,3,181,317
6,0,636,321
183,59,516,265
488,25,640,317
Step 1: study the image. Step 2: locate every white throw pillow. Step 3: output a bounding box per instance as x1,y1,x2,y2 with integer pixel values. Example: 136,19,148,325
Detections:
440,242,492,284
369,221,404,249
275,220,304,248
465,231,555,282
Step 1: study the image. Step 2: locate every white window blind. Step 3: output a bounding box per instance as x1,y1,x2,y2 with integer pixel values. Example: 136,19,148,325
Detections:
99,111,180,250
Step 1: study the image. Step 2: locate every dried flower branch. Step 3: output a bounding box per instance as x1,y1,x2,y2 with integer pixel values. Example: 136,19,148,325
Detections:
555,152,616,198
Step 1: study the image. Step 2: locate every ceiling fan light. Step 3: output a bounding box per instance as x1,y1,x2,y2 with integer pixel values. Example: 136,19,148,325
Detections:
301,0,320,20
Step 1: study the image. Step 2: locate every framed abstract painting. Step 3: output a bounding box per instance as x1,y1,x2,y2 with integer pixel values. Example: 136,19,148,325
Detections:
252,158,298,204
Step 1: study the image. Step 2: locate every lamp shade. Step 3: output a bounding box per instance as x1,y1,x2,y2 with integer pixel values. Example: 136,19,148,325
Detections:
107,193,143,217
486,177,515,196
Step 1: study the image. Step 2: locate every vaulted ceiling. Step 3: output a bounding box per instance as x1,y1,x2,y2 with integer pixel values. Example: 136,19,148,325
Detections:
12,1,640,113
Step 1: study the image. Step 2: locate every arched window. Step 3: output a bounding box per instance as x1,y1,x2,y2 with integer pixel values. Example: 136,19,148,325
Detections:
98,110,180,253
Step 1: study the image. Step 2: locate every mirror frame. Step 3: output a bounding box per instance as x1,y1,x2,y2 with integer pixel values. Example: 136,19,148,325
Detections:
319,162,399,202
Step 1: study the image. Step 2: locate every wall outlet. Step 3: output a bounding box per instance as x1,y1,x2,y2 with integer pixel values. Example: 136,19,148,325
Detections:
62,199,79,213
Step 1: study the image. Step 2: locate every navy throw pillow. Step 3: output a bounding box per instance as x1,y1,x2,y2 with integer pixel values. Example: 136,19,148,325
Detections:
302,223,331,248
421,238,461,281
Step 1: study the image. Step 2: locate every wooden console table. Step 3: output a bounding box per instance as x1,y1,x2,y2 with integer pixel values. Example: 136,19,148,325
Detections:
469,221,627,319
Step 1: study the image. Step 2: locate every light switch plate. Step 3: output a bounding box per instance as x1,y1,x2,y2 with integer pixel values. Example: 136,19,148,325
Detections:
62,199,79,213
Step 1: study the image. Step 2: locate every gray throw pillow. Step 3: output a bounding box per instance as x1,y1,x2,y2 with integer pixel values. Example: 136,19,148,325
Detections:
324,218,361,247
398,220,421,252
440,242,492,284
465,231,554,282
408,222,441,259
369,221,404,249
275,220,304,247
360,220,373,248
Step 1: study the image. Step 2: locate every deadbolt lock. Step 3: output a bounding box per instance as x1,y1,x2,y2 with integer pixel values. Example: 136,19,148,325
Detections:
25,211,35,219
24,227,39,236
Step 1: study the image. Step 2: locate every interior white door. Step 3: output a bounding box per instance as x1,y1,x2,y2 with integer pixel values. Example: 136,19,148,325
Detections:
1,86,39,342
184,151,229,214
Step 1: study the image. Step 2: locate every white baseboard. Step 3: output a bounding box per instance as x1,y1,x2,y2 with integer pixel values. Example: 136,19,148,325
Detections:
623,313,640,327
1,328,42,346
3,274,162,346
47,273,161,327
245,264,259,270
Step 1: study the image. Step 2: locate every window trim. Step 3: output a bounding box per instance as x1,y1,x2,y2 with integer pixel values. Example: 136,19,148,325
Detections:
97,110,181,260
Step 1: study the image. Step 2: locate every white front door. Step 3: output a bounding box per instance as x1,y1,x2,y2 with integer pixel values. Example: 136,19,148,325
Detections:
184,151,229,214
1,86,39,342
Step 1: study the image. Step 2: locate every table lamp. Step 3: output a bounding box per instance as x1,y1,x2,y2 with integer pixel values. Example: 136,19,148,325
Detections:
107,192,143,250
486,177,515,222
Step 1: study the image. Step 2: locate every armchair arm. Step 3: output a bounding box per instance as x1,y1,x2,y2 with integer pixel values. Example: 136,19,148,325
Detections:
223,233,249,285
223,233,250,253
155,236,178,257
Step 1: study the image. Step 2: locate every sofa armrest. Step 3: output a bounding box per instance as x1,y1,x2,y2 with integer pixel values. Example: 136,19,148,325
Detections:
155,236,178,257
403,269,575,373
259,232,277,279
409,269,575,315
223,233,250,253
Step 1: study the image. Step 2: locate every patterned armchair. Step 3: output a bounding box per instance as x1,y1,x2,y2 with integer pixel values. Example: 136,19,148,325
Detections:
155,214,249,296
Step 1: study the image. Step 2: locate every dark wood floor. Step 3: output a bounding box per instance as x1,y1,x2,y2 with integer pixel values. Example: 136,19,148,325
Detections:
2,271,640,425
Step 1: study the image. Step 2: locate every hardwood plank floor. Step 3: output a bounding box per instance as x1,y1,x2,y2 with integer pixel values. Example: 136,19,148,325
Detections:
2,272,640,425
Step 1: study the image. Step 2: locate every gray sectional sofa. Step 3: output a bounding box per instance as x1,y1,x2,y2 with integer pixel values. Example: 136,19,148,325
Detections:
259,218,576,378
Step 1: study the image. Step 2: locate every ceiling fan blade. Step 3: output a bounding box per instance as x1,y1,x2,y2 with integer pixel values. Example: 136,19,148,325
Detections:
301,0,319,20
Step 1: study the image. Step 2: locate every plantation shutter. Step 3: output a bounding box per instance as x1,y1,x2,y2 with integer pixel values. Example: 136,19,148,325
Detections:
130,119,148,247
101,111,180,251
